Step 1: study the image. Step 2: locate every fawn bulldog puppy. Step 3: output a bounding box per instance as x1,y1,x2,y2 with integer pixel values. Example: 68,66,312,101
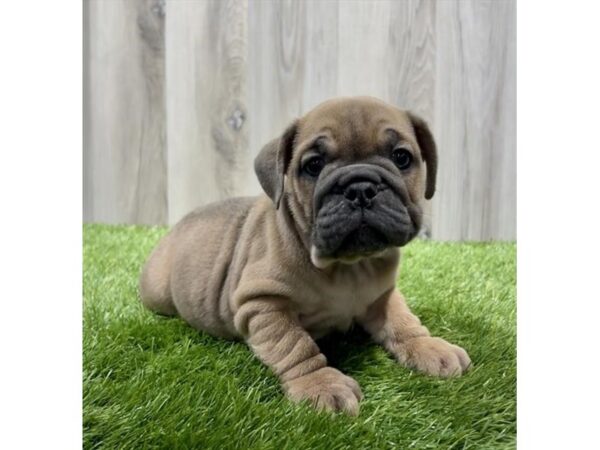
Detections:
139,96,471,416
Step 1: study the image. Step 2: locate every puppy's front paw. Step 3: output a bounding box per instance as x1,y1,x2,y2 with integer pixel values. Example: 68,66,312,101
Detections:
394,336,471,377
283,367,363,416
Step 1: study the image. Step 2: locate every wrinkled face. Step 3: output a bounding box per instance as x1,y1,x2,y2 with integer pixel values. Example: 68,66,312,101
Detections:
255,97,437,268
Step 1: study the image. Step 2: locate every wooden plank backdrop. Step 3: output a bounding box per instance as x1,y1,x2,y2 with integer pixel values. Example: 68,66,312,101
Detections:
83,0,516,241
83,0,167,225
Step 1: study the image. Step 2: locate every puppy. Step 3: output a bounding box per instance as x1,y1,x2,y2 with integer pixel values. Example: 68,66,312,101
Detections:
140,96,471,416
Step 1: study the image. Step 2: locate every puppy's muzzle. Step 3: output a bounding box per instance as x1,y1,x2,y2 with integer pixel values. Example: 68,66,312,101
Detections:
344,181,377,207
312,164,417,259
314,164,386,210
339,170,381,209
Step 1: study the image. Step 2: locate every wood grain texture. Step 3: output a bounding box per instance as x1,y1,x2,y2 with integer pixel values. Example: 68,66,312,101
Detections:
83,0,167,225
337,0,392,99
336,0,436,111
336,0,437,234
246,0,340,196
302,1,339,112
432,0,516,240
247,0,301,197
83,0,93,221
83,0,516,240
166,0,249,224
387,0,437,236
386,0,437,124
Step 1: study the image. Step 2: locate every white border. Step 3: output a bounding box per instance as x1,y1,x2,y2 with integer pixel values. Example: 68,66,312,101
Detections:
518,0,600,448
1,0,600,448
0,1,81,448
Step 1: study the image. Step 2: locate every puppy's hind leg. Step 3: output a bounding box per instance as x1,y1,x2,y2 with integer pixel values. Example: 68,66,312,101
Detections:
139,233,177,316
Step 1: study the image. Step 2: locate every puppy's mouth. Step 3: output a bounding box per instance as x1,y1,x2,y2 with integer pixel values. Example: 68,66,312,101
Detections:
312,206,414,263
310,164,419,266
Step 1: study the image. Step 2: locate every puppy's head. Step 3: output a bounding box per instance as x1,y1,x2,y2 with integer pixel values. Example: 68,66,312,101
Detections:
255,97,437,268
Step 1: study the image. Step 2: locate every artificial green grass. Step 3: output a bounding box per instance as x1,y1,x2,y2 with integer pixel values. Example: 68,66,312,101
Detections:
83,224,516,449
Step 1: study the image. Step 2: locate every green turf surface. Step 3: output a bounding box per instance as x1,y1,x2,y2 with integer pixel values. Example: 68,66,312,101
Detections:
83,224,516,449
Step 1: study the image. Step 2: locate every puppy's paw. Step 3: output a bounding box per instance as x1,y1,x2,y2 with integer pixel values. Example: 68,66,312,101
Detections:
283,367,363,416
394,336,471,377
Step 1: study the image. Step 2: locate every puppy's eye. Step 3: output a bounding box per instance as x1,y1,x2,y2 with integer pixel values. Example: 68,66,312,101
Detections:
303,156,325,177
391,148,413,170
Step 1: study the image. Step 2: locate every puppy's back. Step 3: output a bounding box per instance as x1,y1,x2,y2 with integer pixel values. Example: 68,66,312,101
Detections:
140,196,258,337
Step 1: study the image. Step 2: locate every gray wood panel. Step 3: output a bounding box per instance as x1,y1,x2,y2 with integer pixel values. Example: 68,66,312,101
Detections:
247,0,304,197
83,0,167,225
432,0,516,240
83,0,516,240
302,1,340,112
338,0,392,99
246,0,339,196
166,0,249,224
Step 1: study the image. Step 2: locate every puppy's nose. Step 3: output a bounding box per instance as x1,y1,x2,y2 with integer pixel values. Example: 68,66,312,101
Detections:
344,181,378,208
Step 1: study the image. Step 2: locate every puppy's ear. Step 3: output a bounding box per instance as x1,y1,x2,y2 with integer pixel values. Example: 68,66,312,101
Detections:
408,112,438,200
254,120,299,208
